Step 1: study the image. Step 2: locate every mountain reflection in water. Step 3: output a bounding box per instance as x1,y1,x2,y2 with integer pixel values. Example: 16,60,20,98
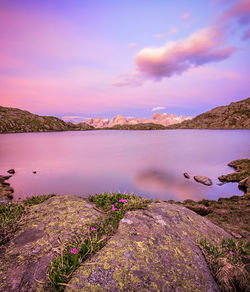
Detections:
135,169,207,201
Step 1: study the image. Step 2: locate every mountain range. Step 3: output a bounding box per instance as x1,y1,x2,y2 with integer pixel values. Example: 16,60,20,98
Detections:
0,97,249,133
85,113,192,128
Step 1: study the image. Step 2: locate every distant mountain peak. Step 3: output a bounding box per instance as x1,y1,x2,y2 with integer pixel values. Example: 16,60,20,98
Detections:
85,113,192,128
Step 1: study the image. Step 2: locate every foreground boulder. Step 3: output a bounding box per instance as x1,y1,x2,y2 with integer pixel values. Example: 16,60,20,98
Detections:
0,195,101,292
194,176,213,186
67,202,230,292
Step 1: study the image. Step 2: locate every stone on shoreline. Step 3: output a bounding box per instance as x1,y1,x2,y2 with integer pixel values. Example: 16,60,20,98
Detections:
7,169,15,174
194,176,213,186
67,202,229,292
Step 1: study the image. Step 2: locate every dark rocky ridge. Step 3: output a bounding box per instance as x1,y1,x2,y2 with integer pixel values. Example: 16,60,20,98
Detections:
0,106,94,133
167,97,250,129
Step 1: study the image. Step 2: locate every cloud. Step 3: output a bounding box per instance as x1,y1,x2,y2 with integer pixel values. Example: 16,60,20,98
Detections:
155,33,165,39
169,27,178,35
135,27,235,80
220,0,250,25
113,0,248,86
128,43,136,50
152,106,166,111
181,12,190,21
62,116,87,122
112,73,143,87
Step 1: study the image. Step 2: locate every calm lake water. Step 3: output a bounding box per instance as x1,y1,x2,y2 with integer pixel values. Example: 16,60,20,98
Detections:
0,130,249,201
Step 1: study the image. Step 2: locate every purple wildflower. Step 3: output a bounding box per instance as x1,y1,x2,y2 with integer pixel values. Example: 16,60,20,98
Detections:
228,251,233,255
119,209,121,212
91,227,96,231
115,202,118,205
111,204,116,212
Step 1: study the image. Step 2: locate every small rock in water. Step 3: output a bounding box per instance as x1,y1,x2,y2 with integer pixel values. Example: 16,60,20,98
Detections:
7,169,15,174
33,171,37,174
3,175,12,180
217,182,225,186
184,172,190,179
194,176,213,186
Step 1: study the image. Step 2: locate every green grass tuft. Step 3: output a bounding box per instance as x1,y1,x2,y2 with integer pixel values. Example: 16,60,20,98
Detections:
23,194,55,206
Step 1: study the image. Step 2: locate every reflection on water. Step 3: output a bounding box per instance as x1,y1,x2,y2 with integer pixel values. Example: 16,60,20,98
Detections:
135,169,205,201
0,130,249,201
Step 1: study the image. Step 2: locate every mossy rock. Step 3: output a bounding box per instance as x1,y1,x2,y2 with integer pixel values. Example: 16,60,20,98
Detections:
0,195,101,291
67,202,230,292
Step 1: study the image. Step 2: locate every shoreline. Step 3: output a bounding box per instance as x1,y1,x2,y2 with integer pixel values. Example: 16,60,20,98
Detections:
1,127,250,134
0,159,249,291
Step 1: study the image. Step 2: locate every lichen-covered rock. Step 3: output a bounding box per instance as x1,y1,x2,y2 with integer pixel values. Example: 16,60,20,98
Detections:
67,202,230,292
0,195,101,292
194,176,213,186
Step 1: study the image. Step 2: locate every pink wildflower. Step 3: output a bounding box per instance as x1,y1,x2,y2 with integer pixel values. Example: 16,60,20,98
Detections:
115,202,118,205
111,204,116,211
119,198,127,203
71,248,79,254
119,209,121,212
91,227,96,231
228,251,233,255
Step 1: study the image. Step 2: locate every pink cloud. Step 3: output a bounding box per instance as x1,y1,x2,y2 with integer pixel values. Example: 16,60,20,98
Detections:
181,12,190,21
169,28,178,35
220,0,250,25
155,33,165,39
112,73,143,87
128,43,136,50
134,28,235,80
113,0,249,86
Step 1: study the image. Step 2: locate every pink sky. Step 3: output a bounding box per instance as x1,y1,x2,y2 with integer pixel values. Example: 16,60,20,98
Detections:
0,0,249,120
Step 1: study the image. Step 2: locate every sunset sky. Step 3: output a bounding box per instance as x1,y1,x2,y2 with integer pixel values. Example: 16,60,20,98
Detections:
0,0,249,121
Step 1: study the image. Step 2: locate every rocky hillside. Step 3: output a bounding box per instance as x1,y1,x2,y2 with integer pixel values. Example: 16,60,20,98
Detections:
168,97,250,129
0,106,94,133
86,113,192,128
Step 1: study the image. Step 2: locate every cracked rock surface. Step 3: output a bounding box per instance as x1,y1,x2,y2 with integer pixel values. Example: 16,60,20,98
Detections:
67,202,230,292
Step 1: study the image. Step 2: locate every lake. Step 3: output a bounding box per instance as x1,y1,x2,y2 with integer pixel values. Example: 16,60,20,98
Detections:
0,130,249,201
